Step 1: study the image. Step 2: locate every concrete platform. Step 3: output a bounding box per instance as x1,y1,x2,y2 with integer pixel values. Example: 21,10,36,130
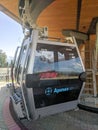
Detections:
0,84,25,130
21,109,98,130
80,96,98,108
0,84,98,130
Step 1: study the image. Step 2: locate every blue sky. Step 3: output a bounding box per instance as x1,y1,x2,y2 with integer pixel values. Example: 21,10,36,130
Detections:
0,11,24,57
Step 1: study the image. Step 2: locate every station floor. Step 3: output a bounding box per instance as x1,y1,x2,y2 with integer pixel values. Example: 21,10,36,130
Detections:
0,83,98,130
0,83,22,130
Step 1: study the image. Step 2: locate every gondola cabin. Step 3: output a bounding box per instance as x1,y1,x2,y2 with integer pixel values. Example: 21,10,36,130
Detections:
11,29,86,120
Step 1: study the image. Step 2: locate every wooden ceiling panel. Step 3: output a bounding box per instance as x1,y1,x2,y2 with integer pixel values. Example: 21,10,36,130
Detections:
0,0,98,37
37,0,77,37
0,0,20,23
0,0,18,16
79,0,98,33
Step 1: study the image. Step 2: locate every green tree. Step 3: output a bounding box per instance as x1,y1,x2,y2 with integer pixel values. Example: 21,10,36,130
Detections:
0,49,7,67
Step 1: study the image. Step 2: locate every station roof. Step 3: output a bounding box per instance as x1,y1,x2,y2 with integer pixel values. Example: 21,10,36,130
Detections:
0,0,98,37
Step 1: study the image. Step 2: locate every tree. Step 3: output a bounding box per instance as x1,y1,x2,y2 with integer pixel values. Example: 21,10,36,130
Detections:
0,49,7,67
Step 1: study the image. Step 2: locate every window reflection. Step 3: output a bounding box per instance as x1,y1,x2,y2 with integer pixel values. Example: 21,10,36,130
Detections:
33,43,83,79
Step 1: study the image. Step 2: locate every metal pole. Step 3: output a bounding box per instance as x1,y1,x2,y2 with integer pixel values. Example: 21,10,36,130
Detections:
96,22,98,66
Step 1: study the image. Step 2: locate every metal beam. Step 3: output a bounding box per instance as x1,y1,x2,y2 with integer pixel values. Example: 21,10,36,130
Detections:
18,0,55,28
76,0,82,30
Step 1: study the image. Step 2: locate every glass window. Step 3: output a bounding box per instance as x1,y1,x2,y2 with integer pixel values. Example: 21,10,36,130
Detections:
17,45,27,83
33,43,83,80
14,47,21,80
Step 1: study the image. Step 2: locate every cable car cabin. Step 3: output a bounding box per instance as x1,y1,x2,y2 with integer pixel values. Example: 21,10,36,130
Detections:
11,29,86,120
